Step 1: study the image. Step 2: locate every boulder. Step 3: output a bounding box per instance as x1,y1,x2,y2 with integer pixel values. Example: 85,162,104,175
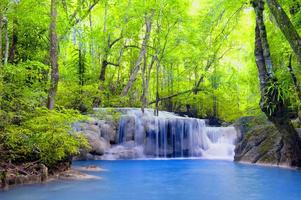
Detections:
98,120,117,144
78,123,111,159
84,124,100,134
234,116,301,166
86,135,110,156
234,124,281,165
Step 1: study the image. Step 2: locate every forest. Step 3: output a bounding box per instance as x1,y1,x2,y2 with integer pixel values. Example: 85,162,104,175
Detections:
2,0,301,187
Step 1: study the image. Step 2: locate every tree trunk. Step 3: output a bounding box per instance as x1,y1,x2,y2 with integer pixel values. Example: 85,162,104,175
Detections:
141,54,147,113
78,44,85,86
254,0,274,76
287,54,301,101
253,0,301,167
0,15,3,67
47,0,59,110
265,0,301,66
95,2,123,107
4,18,9,66
121,11,154,96
8,19,17,64
155,57,159,116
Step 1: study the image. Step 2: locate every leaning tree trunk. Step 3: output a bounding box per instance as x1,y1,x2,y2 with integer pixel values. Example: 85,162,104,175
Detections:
265,0,301,66
253,0,301,167
47,0,59,110
121,11,154,96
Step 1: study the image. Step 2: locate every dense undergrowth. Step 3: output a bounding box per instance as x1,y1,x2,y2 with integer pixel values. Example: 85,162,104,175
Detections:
0,62,90,169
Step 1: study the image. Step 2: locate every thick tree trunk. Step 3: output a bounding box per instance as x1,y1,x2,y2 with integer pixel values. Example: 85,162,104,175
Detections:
99,1,108,87
253,0,301,167
121,11,154,96
255,0,274,76
94,3,122,107
47,0,59,110
265,0,301,66
254,15,268,95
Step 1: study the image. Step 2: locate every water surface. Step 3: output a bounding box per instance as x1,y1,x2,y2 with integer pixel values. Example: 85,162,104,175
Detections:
1,160,301,200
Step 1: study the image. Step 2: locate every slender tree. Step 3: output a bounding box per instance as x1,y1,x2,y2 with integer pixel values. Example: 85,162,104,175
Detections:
265,0,301,66
47,0,59,110
4,17,8,66
121,11,154,96
0,14,3,67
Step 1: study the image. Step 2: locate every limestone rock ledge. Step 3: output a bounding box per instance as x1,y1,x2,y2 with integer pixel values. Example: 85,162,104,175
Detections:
234,116,301,167
0,163,99,190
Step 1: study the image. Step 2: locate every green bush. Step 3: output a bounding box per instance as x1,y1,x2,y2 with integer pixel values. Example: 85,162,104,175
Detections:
0,61,49,128
2,107,90,168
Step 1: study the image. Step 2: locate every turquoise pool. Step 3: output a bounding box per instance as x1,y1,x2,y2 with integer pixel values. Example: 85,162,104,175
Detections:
1,159,301,200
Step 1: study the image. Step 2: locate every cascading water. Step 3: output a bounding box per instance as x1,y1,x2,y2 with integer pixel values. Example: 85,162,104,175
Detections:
101,108,238,160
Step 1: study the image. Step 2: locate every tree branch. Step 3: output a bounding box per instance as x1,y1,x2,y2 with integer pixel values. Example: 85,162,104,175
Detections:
107,61,119,67
109,36,123,48
148,87,203,105
59,0,100,40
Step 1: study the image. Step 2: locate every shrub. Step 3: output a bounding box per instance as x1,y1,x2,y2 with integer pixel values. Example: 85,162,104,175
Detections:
2,107,90,168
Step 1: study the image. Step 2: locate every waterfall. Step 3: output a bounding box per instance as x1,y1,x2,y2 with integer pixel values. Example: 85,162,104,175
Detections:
101,108,238,160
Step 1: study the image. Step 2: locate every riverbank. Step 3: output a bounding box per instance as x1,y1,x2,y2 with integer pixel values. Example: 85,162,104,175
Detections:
0,162,100,190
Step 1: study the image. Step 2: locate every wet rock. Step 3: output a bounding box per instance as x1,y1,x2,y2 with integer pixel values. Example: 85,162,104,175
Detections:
87,136,110,156
40,164,48,182
75,165,106,172
99,120,117,143
85,124,100,134
100,142,145,160
234,116,301,167
58,169,100,181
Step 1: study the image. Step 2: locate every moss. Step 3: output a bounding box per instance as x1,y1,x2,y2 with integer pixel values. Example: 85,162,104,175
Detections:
234,115,270,135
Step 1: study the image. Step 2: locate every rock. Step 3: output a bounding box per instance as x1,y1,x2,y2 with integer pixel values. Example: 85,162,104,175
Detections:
88,137,110,155
234,116,301,167
58,169,101,181
74,165,106,172
73,116,118,160
235,125,279,164
85,124,100,134
99,120,117,144
40,164,48,182
101,142,145,160
79,122,111,157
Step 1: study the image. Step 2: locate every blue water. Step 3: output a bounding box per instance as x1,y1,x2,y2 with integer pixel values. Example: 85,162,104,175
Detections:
1,160,301,200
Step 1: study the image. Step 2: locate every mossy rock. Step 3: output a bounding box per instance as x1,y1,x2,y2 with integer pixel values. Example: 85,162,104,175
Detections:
234,117,285,165
233,115,270,136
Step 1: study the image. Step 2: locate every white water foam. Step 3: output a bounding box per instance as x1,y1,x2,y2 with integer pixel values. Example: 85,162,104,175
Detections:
101,108,238,161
